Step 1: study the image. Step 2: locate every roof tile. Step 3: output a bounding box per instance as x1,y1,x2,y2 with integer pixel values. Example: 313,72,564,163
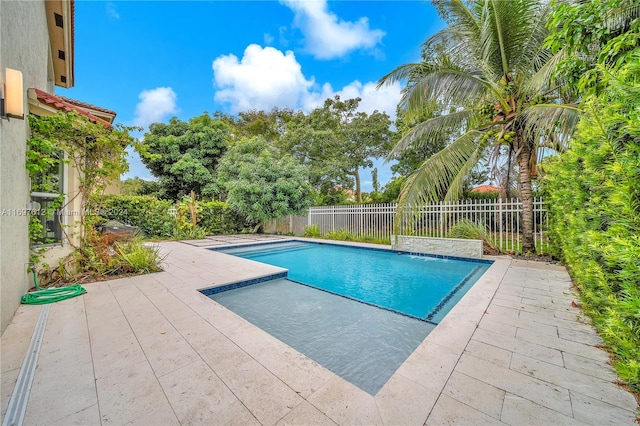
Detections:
470,185,501,193
33,88,112,128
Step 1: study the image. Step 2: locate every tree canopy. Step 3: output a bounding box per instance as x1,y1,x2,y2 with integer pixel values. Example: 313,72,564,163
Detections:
217,137,312,226
280,96,394,203
217,108,294,142
136,113,229,199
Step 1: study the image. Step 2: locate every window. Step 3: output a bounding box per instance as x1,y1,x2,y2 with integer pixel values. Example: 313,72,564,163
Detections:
30,151,64,245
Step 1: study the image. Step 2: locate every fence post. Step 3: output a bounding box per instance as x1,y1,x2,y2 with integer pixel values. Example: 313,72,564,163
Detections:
331,205,335,233
439,202,444,238
498,198,503,250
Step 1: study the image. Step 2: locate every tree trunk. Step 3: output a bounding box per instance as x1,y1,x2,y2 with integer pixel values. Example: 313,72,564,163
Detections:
517,142,536,254
354,167,362,203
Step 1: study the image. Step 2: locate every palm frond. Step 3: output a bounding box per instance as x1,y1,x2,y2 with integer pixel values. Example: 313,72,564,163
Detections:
387,110,478,161
377,62,432,89
434,0,482,39
397,129,485,208
488,0,510,75
511,2,553,72
403,67,492,113
602,2,640,33
443,140,488,202
519,103,580,152
521,48,568,97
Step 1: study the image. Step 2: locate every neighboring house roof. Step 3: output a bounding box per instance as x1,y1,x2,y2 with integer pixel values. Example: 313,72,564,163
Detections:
29,88,112,128
470,185,501,193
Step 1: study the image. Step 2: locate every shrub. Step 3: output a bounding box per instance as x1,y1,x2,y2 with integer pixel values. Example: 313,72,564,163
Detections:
100,195,174,238
542,57,640,393
99,195,251,239
172,226,207,240
303,224,321,238
448,219,499,254
199,200,249,234
324,230,355,241
115,238,164,274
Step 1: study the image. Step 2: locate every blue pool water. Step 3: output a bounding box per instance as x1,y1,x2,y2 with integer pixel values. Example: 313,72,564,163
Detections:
211,278,435,395
218,241,490,322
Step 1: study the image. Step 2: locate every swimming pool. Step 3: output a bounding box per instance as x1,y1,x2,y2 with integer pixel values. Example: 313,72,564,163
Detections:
216,241,491,322
205,240,491,394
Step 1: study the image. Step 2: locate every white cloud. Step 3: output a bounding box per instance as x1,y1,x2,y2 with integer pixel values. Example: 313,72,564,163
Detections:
281,0,385,59
212,45,402,121
106,2,120,19
133,87,178,128
213,44,314,113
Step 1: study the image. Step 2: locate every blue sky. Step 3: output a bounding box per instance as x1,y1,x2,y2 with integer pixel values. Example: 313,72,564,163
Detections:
58,1,444,192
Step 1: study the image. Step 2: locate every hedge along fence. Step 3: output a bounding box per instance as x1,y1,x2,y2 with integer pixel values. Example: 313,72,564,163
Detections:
541,58,640,393
99,195,249,238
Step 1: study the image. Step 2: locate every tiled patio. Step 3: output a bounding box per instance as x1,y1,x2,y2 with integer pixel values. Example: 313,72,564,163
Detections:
1,238,638,425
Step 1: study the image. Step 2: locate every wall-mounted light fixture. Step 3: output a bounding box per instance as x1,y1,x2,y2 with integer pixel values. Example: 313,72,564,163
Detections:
1,68,25,119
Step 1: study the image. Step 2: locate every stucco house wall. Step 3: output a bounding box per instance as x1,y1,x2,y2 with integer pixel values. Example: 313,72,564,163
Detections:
0,1,55,333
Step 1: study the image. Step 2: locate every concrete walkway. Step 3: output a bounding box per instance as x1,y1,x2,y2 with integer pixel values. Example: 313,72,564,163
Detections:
1,238,637,425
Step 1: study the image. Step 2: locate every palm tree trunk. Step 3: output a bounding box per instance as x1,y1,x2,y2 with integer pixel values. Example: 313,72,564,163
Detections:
518,143,536,254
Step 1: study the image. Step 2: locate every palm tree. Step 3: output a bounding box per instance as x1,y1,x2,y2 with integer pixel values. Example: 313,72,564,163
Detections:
378,0,579,253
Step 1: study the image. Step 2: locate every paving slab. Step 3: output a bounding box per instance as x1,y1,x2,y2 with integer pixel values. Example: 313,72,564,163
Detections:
500,393,585,425
275,400,337,425
427,394,507,425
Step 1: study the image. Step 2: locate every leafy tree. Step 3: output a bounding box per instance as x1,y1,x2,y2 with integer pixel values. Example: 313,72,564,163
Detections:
378,0,579,253
120,177,145,195
371,168,380,193
120,177,165,198
280,96,394,203
312,184,351,206
136,113,229,200
217,137,312,230
546,0,640,96
380,176,406,203
217,108,294,142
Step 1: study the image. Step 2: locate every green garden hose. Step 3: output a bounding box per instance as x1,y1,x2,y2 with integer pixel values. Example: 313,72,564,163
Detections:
20,271,87,305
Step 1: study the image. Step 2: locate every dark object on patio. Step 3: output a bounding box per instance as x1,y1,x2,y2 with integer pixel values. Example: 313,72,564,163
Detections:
99,220,139,237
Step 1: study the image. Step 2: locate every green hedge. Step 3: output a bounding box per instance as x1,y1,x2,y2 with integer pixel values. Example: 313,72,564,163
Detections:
100,196,250,238
541,56,640,393
199,200,249,234
100,195,175,238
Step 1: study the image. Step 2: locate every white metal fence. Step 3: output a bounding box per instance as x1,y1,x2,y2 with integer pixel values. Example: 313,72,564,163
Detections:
304,198,548,253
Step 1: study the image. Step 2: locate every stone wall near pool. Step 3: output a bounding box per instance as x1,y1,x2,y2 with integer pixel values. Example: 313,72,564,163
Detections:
391,235,483,258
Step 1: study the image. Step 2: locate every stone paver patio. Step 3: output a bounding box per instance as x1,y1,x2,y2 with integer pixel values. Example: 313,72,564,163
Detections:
1,237,638,425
